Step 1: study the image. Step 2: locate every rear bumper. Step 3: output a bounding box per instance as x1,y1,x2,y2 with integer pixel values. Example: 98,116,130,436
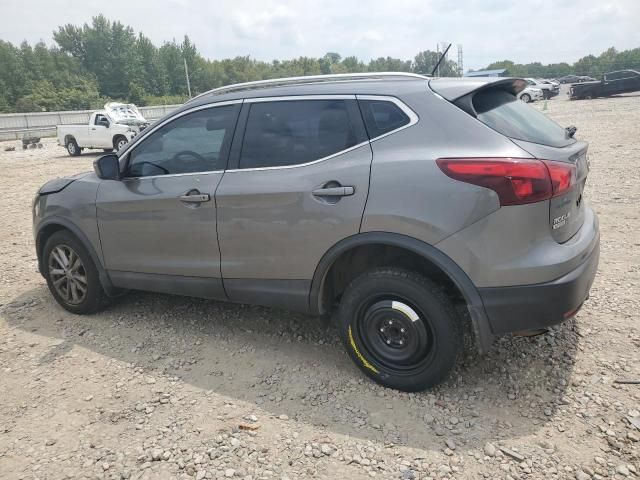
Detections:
478,234,599,334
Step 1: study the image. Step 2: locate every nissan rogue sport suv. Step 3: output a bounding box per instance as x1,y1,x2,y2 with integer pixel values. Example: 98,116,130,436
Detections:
33,73,599,392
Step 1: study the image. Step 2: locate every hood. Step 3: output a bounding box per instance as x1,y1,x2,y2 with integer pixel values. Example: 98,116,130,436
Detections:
104,102,148,126
39,172,91,195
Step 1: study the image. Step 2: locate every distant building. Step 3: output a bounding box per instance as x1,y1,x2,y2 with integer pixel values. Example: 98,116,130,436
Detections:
464,68,508,78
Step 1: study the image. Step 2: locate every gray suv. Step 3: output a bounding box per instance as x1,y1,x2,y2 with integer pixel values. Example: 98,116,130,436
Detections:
33,73,599,391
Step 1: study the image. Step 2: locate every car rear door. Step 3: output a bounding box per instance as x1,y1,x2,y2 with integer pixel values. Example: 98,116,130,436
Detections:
96,101,241,297
215,96,372,310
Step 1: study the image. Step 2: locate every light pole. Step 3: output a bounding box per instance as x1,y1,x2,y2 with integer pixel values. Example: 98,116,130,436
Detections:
184,57,192,98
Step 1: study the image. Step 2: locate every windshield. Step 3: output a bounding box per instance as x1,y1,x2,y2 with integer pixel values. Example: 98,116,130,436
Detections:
473,89,575,148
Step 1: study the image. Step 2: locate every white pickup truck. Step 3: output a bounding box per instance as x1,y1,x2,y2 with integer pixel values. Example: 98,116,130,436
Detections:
57,103,149,156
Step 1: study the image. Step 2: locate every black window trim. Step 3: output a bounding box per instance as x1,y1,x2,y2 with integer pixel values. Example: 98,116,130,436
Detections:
119,100,243,180
225,94,418,173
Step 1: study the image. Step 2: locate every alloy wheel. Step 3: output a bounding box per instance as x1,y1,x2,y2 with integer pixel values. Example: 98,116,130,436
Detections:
48,244,87,305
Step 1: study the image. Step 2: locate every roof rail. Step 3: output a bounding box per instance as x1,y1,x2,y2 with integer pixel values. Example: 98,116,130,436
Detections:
188,72,430,103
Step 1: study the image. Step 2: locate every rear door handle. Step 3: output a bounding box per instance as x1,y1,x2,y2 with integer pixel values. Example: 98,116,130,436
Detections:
312,186,355,197
179,193,210,203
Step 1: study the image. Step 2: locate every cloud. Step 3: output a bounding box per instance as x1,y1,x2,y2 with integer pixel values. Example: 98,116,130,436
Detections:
1,0,639,70
231,5,301,47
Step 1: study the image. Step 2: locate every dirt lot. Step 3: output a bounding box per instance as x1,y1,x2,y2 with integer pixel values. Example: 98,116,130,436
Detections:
0,94,639,480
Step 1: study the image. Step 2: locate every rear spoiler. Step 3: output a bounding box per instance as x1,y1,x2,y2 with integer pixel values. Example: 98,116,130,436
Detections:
429,77,527,101
429,77,528,117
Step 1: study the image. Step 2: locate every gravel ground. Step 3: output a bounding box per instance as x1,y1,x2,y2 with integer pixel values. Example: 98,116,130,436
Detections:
0,93,638,480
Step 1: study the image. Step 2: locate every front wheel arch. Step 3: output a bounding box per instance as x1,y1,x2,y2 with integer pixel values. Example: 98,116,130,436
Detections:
113,135,128,151
36,219,116,296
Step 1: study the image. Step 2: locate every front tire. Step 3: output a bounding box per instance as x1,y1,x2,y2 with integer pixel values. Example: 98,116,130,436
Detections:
113,136,128,151
43,231,109,314
520,93,531,103
337,268,462,392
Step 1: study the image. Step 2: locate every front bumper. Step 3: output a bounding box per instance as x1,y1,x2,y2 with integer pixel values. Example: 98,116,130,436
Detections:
478,234,600,334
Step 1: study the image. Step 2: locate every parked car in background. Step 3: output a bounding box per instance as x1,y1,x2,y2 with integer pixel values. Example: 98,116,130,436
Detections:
34,73,599,392
577,76,596,82
570,70,640,100
518,86,544,103
525,78,560,99
56,103,149,156
558,75,581,84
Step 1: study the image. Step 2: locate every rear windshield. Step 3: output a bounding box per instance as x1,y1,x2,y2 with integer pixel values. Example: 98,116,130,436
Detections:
473,89,575,148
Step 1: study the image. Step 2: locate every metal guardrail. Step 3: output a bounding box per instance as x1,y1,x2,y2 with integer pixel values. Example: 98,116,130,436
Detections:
0,105,180,142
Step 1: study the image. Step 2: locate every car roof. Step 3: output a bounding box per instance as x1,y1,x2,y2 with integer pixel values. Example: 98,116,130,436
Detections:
184,73,428,106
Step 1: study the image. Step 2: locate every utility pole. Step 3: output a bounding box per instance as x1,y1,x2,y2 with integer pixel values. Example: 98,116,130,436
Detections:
457,44,464,76
184,57,192,98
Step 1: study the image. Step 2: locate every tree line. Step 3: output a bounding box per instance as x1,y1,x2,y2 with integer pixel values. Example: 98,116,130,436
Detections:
481,46,640,79
0,15,638,113
0,15,458,113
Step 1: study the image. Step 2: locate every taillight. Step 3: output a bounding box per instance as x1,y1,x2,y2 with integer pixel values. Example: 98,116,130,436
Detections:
542,160,577,197
436,158,576,206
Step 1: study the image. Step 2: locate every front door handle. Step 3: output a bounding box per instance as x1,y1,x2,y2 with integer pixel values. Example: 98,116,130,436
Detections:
312,186,355,197
179,193,210,203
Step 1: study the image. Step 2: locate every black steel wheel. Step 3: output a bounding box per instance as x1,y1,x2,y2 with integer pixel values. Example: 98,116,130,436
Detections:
337,268,462,392
354,297,434,372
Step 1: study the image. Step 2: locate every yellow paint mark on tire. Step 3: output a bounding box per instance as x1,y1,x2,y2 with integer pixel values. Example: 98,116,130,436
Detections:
348,326,379,374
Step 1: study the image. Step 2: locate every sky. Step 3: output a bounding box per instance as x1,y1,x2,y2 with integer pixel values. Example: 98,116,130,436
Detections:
1,0,639,71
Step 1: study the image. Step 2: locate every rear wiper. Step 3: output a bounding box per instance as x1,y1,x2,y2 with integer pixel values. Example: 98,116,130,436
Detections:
565,125,577,138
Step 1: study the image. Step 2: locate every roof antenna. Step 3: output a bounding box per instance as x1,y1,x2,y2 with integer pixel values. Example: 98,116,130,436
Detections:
431,43,452,77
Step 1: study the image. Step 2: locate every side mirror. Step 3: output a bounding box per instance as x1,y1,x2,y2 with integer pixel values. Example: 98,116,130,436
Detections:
93,153,120,180
98,118,110,127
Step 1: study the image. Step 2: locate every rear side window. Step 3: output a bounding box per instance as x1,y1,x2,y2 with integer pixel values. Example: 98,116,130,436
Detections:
473,89,574,148
359,100,411,139
239,100,361,169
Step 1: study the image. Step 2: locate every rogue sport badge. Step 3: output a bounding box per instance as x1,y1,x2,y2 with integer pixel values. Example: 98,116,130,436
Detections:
553,211,572,229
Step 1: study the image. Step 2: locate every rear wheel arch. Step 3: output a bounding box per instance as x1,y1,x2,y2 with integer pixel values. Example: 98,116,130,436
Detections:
309,232,494,353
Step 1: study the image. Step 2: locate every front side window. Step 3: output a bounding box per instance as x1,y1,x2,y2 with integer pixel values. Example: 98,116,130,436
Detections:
239,100,359,169
127,105,238,177
358,99,411,140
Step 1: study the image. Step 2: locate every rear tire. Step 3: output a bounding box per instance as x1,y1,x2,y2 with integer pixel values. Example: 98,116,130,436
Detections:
66,138,81,156
43,230,109,314
337,267,462,392
520,93,531,103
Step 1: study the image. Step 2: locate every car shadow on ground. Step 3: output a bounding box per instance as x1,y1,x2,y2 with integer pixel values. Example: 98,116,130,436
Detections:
2,285,577,452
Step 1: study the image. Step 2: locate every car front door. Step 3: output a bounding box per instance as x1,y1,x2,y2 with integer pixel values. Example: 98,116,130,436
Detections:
215,96,372,310
96,101,241,298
